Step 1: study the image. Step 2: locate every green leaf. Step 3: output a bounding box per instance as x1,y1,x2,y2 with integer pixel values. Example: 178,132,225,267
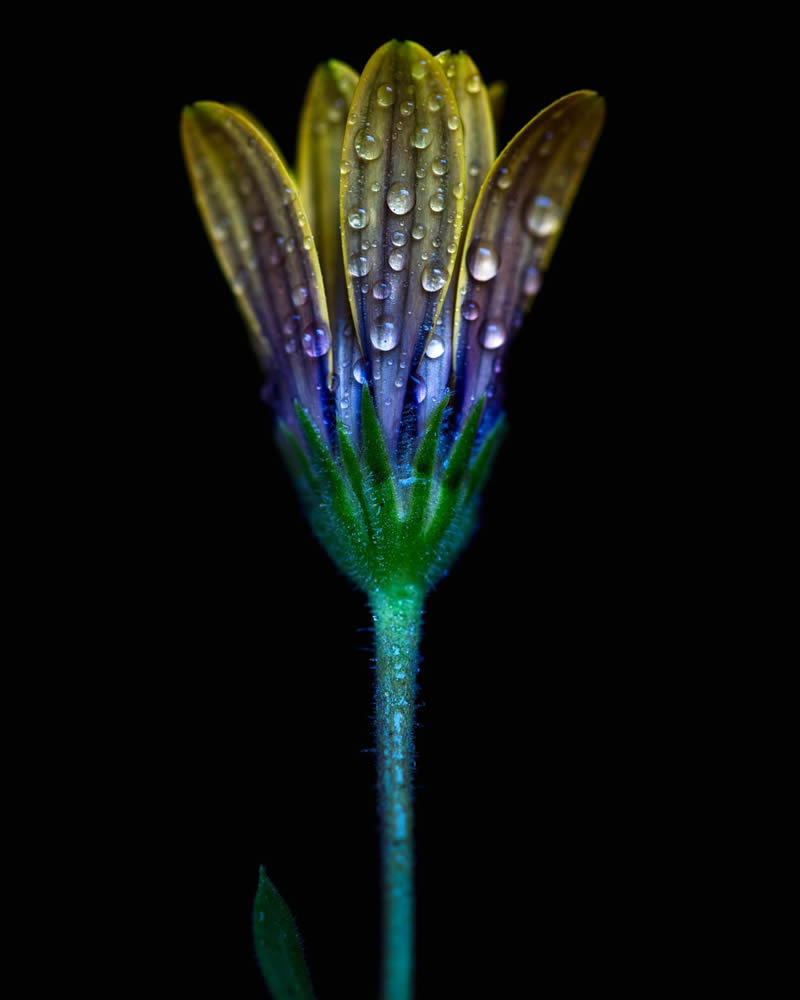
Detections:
252,867,314,1000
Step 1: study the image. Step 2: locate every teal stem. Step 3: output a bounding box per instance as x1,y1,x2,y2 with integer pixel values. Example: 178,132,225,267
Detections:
370,583,425,1000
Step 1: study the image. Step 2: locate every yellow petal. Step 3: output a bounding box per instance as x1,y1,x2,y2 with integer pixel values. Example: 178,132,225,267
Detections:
181,101,332,431
415,51,496,424
339,40,466,450
296,61,360,425
452,91,605,415
487,81,507,139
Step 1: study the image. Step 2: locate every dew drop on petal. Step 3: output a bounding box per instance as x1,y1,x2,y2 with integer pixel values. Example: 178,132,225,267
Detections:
453,181,464,199
523,265,542,295
429,192,445,213
283,336,298,355
355,129,381,160
428,93,443,111
463,301,480,321
348,208,369,229
282,314,299,337
348,254,370,277
400,99,414,116
340,159,352,175
469,159,481,178
389,249,407,271
412,223,425,240
466,73,481,94
377,84,395,107
411,59,427,80
371,316,399,352
387,182,415,215
291,285,308,307
432,157,447,176
447,114,459,131
302,326,331,358
353,357,368,384
467,240,501,281
425,334,445,359
392,230,408,247
373,281,390,300
412,375,427,403
525,195,562,236
412,126,432,149
496,167,512,190
421,264,448,292
478,320,506,350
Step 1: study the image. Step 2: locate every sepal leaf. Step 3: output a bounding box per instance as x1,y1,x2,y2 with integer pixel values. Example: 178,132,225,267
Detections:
252,866,315,1000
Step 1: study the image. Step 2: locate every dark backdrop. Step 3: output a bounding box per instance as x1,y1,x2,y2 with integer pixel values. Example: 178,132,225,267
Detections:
118,16,682,999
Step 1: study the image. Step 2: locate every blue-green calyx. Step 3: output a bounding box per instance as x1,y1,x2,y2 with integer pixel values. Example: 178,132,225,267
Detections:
277,386,506,596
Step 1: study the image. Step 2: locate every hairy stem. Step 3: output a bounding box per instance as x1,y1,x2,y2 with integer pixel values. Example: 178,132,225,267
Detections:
371,583,425,1000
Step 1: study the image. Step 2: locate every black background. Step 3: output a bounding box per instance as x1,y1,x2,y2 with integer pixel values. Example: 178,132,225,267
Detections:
105,15,697,999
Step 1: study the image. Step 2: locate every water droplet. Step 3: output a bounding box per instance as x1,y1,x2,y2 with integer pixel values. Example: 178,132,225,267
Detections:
327,98,346,123
282,314,299,337
416,165,426,179
303,235,313,250
370,316,399,352
387,182,415,215
348,254,370,277
421,264,448,292
394,375,404,388
525,195,562,236
268,236,285,266
428,93,443,112
353,357,368,384
463,301,480,321
447,114,459,131
327,372,339,392
377,84,395,107
355,129,381,160
412,375,427,403
467,240,501,281
412,126,432,149
425,335,445,359
411,60,427,80
232,269,247,294
389,249,407,271
340,159,352,175
348,110,358,125
302,326,330,358
348,208,369,229
469,159,481,177
453,181,464,199
291,285,309,307
447,242,457,255
373,281,390,300
212,220,229,241
496,167,512,190
432,157,447,176
391,230,408,247
523,265,542,295
412,223,425,240
400,99,414,116
283,335,298,354
478,320,506,350
466,73,481,94
429,192,445,213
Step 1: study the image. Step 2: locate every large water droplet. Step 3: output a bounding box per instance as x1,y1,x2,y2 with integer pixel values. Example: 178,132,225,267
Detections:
348,208,369,229
389,249,407,271
373,281,390,300
355,129,381,160
371,316,399,352
463,301,480,321
412,223,425,240
478,320,506,350
291,285,308,307
421,264,448,292
467,241,501,281
387,182,415,215
432,157,447,176
412,126,432,149
411,60,428,80
525,195,562,236
425,335,445,359
353,357,368,384
302,326,331,358
523,265,542,295
349,254,370,277
377,84,395,107
429,191,445,213
411,375,427,403
392,230,408,247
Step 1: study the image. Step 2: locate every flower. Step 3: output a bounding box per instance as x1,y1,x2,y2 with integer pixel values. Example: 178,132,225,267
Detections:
181,40,604,597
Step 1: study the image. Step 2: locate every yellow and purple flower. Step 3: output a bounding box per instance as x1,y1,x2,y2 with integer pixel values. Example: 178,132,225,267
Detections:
181,40,604,596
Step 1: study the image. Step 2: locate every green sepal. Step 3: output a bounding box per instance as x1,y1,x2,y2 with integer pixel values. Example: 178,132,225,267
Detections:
337,419,372,533
252,866,314,1000
405,395,448,536
443,398,486,491
359,385,398,523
